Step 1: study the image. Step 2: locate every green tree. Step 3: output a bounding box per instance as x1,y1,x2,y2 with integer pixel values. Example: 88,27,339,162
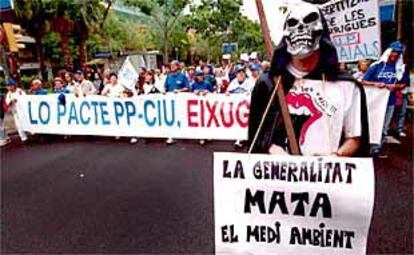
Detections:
85,13,155,60
14,0,52,74
184,0,264,62
122,0,190,62
48,0,105,68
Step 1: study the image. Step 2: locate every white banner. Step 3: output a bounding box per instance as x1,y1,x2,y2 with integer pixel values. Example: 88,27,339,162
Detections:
320,0,381,63
214,152,375,255
118,57,139,91
15,93,250,140
363,86,390,144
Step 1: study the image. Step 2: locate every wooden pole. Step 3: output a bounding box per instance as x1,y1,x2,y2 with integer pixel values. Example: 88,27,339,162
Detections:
396,0,403,40
253,0,300,155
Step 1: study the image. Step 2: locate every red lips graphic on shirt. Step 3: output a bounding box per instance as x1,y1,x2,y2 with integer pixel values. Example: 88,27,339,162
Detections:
285,92,323,145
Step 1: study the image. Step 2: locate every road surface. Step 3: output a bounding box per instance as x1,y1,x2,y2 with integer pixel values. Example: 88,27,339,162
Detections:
1,126,413,254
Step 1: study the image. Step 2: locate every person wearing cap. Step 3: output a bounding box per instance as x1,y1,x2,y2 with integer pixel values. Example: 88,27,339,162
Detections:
191,70,214,146
249,63,262,83
53,77,70,94
29,79,48,95
226,65,254,148
240,53,249,64
165,60,190,94
164,60,190,145
362,41,409,157
226,65,254,95
221,54,233,82
191,70,213,95
73,70,97,97
5,80,28,143
203,64,216,89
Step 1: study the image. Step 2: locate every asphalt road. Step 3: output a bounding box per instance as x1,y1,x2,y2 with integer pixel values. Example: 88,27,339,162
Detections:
1,126,413,254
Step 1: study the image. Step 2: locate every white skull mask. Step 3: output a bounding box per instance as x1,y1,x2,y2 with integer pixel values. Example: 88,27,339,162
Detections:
283,3,324,59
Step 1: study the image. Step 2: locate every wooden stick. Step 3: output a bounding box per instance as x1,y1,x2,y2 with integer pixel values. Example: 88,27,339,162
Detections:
253,0,300,155
248,76,281,154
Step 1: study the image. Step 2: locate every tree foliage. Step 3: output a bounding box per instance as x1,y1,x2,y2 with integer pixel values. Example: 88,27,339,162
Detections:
184,0,264,62
121,0,190,62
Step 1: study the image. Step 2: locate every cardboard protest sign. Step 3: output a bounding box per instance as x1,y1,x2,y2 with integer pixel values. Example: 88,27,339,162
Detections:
214,152,375,255
320,0,381,62
15,93,250,140
247,0,381,63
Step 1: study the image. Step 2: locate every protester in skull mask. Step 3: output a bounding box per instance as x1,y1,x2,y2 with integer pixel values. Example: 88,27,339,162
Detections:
248,2,369,157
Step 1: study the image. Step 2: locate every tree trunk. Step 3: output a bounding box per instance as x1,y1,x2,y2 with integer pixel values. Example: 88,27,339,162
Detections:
60,33,72,70
163,30,169,63
79,38,87,66
34,34,45,78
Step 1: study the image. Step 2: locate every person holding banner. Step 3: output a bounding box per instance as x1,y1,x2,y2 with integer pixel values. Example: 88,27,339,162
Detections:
165,60,190,145
248,1,369,157
191,70,214,145
101,73,125,98
227,64,255,148
29,79,48,95
362,41,409,157
72,70,97,97
5,80,28,143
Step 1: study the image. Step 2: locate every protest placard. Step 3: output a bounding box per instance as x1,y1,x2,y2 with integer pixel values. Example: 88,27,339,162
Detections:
15,93,250,140
320,0,381,62
254,0,381,63
117,57,139,91
214,152,375,255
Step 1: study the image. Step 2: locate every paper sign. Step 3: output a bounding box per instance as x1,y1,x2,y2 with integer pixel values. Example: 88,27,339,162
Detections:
214,152,375,255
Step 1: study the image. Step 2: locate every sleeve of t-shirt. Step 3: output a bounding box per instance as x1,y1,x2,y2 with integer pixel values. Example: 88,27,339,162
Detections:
362,64,378,82
343,84,362,139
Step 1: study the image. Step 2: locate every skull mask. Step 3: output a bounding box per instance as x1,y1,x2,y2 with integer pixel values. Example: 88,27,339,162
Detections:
283,3,324,59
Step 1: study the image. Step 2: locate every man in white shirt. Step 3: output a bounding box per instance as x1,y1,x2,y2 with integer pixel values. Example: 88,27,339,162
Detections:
226,65,254,95
71,70,97,97
5,80,28,142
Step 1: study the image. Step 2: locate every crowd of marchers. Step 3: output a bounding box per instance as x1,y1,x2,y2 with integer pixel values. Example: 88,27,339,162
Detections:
0,44,412,159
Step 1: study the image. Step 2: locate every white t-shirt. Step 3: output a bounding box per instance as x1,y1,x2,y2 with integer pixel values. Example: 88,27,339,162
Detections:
6,88,26,113
286,66,362,155
101,83,125,98
227,78,254,94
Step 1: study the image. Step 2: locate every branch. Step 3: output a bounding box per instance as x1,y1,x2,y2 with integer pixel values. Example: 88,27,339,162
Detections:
100,0,116,29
